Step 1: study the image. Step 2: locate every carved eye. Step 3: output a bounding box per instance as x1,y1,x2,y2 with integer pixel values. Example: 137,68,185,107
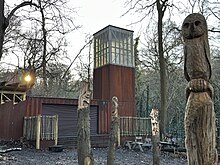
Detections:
183,23,189,28
195,21,201,26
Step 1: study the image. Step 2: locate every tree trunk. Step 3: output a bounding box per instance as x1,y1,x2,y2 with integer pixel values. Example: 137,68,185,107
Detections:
157,0,168,137
0,0,5,60
185,92,217,164
39,0,48,95
77,81,94,165
107,96,119,165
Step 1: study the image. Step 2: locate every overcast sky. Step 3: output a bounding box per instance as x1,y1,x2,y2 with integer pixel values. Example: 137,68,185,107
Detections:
69,0,138,60
3,0,139,71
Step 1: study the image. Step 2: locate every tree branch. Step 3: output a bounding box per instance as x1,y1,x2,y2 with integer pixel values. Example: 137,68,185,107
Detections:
6,1,39,28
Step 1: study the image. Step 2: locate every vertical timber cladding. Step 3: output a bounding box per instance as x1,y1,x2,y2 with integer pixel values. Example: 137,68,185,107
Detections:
42,104,98,138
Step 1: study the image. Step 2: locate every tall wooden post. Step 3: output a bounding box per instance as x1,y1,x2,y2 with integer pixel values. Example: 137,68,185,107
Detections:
36,115,41,150
150,108,160,165
182,13,217,164
77,81,94,165
107,96,119,165
54,115,58,145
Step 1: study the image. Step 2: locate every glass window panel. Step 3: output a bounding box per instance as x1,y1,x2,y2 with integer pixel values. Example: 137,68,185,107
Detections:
128,44,131,50
116,42,120,48
120,42,123,49
116,53,120,64
128,56,132,66
103,56,106,65
120,49,124,56
100,55,103,66
120,54,123,65
112,53,116,64
116,48,119,54
112,40,116,47
128,37,131,44
112,47,115,53
124,39,127,45
106,51,109,63
96,57,99,67
124,54,127,66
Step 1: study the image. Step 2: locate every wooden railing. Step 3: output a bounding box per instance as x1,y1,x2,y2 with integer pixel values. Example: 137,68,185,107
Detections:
120,117,151,136
23,115,58,149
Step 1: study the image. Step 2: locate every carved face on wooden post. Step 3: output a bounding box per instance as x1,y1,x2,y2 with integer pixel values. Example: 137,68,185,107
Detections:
182,13,207,40
182,13,211,82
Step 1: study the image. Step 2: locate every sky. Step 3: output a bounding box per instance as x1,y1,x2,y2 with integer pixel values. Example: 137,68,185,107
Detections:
4,0,218,72
2,0,139,71
68,0,138,66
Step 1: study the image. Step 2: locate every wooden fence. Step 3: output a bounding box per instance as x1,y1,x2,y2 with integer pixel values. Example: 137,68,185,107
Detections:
23,115,58,149
120,117,151,136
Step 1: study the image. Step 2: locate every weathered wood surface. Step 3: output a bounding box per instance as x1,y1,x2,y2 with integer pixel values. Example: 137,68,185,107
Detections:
107,96,119,165
182,13,217,165
150,108,160,165
77,81,94,165
185,91,217,164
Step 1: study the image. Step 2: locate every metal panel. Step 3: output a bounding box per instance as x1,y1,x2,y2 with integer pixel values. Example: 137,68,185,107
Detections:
93,64,135,134
0,101,26,140
42,104,98,138
25,96,98,117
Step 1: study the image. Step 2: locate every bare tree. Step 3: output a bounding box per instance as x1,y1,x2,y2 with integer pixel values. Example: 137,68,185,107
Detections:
124,0,175,137
0,0,39,60
2,0,80,95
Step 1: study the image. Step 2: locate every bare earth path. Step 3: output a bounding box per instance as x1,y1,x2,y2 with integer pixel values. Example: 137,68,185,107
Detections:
0,147,189,165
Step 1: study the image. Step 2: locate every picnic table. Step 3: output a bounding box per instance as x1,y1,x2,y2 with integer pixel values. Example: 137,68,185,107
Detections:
124,136,152,152
124,138,179,152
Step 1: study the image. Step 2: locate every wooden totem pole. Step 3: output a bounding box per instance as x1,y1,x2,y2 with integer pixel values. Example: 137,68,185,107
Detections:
107,96,119,165
150,108,160,165
182,13,217,164
77,81,94,165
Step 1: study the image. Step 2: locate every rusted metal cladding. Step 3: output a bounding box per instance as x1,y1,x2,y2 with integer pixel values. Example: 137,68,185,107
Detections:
93,64,135,134
0,101,26,140
25,97,80,116
0,96,100,141
42,104,98,137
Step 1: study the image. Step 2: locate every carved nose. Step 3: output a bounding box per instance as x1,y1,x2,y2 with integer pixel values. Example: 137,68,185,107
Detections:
190,23,194,31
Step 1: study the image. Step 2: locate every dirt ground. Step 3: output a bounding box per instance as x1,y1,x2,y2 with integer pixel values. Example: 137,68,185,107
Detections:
0,146,188,165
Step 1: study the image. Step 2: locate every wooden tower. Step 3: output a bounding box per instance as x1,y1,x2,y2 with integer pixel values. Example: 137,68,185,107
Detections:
93,25,135,133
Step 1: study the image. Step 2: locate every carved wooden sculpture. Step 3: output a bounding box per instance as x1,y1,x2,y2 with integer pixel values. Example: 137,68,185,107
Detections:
182,13,217,164
77,81,94,165
150,108,160,165
107,96,119,165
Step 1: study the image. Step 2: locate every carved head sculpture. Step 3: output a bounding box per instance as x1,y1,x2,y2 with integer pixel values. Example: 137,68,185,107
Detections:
182,13,208,40
182,13,211,82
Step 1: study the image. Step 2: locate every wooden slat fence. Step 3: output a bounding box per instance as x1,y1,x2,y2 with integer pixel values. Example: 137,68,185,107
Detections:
23,115,58,149
120,117,151,136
